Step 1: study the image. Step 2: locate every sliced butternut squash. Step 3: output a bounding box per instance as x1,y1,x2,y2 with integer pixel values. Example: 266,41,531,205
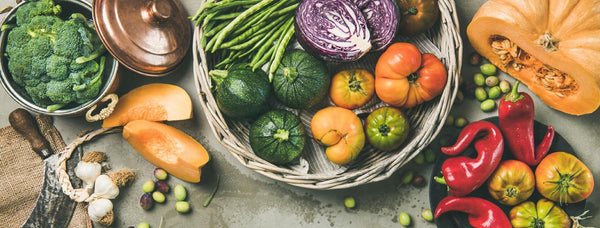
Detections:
467,0,600,115
102,83,193,127
123,120,210,183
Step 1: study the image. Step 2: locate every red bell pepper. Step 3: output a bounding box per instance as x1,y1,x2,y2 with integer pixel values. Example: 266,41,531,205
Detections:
434,195,511,228
435,121,504,196
499,81,554,166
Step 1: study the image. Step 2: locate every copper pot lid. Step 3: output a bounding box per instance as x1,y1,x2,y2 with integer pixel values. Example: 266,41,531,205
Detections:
93,0,191,76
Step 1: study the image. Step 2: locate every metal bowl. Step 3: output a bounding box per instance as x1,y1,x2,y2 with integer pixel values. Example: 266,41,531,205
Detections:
0,0,120,116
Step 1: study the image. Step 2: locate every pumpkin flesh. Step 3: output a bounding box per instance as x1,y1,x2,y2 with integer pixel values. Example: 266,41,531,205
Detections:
467,0,600,115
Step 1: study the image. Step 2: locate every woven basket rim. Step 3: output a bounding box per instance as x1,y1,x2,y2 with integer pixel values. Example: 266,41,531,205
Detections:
192,0,463,190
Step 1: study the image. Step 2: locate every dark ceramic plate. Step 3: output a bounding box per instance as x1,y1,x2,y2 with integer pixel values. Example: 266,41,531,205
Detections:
429,116,587,227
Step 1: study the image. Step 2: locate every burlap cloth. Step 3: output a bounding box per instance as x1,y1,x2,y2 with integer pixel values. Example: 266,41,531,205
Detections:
0,114,91,228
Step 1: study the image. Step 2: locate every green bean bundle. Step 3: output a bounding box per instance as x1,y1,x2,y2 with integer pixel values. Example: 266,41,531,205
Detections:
191,0,300,81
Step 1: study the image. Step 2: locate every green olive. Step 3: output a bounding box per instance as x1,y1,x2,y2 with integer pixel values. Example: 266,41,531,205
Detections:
480,63,497,76
455,90,464,104
399,212,411,226
152,191,166,203
499,80,511,93
445,115,455,126
414,152,425,165
142,180,155,193
344,196,356,209
473,73,485,86
454,117,468,128
475,87,487,101
480,99,496,112
424,148,436,163
421,209,434,222
174,185,187,201
401,171,414,184
137,222,150,228
175,201,191,213
485,76,499,87
488,86,502,99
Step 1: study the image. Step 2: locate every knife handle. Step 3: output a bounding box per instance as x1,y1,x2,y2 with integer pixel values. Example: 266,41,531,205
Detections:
8,108,52,159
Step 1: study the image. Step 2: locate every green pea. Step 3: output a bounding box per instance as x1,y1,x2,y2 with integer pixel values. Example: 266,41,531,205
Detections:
480,63,497,76
421,209,434,222
454,117,468,128
142,180,155,193
175,201,191,213
399,212,411,226
488,86,502,99
152,191,166,203
481,99,496,112
474,87,487,101
401,171,414,185
485,76,499,87
174,185,187,201
499,80,511,93
137,222,150,228
473,73,485,86
424,148,436,163
414,152,425,165
344,196,356,209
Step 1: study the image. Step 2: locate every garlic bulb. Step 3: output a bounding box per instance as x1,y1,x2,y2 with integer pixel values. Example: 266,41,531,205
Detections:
89,174,119,200
87,198,113,222
74,161,102,188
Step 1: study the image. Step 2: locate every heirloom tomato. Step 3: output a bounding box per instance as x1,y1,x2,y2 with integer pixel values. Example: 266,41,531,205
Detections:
330,69,375,109
396,0,440,36
535,152,594,204
487,160,535,206
364,106,410,151
509,199,571,228
375,42,447,108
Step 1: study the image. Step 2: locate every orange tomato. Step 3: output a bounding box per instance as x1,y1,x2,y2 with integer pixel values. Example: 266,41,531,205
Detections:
330,69,375,109
535,152,594,204
310,107,365,165
375,42,447,108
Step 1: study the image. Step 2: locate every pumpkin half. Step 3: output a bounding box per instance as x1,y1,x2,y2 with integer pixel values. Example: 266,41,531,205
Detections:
467,0,600,115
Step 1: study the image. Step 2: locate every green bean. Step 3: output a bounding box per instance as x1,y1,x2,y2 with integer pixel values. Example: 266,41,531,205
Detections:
227,15,287,48
200,35,208,49
250,18,289,68
213,12,242,20
203,21,229,37
220,25,264,49
229,7,271,38
268,20,295,80
252,44,276,71
229,34,266,50
272,3,299,16
201,12,218,28
211,0,278,52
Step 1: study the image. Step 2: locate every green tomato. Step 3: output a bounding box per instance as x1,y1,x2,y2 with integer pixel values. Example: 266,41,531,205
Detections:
365,106,410,151
509,199,570,228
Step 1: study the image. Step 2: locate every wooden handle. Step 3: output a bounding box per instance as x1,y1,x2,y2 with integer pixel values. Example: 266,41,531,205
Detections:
8,108,52,158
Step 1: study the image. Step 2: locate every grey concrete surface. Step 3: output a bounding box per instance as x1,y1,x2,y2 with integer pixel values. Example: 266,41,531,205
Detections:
0,0,598,227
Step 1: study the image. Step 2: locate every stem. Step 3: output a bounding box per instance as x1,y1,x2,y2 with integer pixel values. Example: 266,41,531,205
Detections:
505,186,519,198
434,176,446,185
403,6,418,15
273,129,290,142
203,176,220,207
348,72,367,95
532,218,545,228
283,67,299,83
378,124,390,136
505,80,524,102
407,73,419,83
209,70,228,85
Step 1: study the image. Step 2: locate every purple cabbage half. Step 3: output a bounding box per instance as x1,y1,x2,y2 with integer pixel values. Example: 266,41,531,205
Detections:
295,0,398,62
353,0,398,51
295,0,372,62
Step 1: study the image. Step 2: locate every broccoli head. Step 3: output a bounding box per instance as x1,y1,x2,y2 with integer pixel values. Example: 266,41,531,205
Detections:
15,0,62,26
4,0,108,112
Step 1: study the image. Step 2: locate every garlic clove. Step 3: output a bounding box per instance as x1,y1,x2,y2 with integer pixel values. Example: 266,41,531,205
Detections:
88,198,113,222
91,174,119,199
75,161,102,188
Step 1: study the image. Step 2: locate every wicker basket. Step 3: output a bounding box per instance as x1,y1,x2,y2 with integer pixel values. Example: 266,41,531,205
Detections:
192,0,462,190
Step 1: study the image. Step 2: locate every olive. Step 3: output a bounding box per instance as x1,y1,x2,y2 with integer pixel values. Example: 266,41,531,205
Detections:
421,209,434,222
473,73,485,86
414,153,425,165
454,117,469,128
480,63,497,76
152,191,166,204
174,185,187,201
488,86,502,99
154,168,168,180
485,76,499,87
401,171,414,185
499,80,511,93
399,212,411,226
139,193,154,210
155,180,170,193
142,180,155,193
344,196,356,209
175,201,191,213
481,99,496,112
469,52,482,66
475,87,487,101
